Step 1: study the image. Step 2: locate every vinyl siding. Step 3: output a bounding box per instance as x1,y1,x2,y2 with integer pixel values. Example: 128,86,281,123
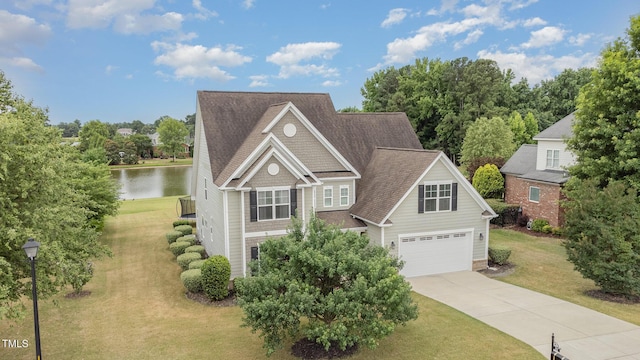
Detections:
270,111,347,172
246,155,299,188
316,180,353,211
244,189,299,234
194,123,226,258
226,191,243,278
535,139,575,171
386,160,488,261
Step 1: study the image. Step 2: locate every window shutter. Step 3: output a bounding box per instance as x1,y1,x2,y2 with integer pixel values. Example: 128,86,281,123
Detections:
250,190,257,222
418,185,424,213
451,183,458,211
290,188,297,216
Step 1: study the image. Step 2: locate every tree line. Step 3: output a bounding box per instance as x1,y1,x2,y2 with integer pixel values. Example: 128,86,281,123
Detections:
358,57,592,162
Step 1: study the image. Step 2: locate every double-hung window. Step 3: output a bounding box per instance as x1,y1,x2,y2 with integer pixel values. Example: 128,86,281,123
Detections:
546,149,560,169
424,182,452,212
529,186,540,203
339,185,349,206
257,188,290,221
324,186,333,207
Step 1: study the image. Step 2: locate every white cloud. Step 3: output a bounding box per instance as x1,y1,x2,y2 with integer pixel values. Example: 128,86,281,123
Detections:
508,0,539,10
322,80,342,87
67,0,183,34
569,33,592,46
267,42,341,79
454,29,483,50
320,3,331,10
193,0,218,20
13,0,52,10
478,49,596,84
242,0,255,9
381,8,408,28
520,26,565,49
105,65,118,74
428,0,458,16
522,17,546,27
249,75,269,87
0,10,51,71
152,42,252,81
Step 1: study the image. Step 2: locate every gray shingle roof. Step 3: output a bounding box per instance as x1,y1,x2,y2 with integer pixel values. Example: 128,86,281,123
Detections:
350,147,440,225
316,210,366,229
197,91,422,186
500,144,537,175
534,112,575,140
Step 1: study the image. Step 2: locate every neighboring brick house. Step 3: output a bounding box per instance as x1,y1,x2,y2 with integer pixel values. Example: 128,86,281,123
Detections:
191,91,497,278
501,113,575,227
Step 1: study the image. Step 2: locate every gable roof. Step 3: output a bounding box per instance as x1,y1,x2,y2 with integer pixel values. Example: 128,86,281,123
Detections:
534,112,575,141
197,91,422,186
350,148,440,225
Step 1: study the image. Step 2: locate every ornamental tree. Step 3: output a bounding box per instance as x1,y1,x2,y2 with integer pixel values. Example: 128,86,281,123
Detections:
472,164,504,199
235,216,418,356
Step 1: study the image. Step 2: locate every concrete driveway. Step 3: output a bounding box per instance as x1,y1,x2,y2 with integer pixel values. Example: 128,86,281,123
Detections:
409,271,640,359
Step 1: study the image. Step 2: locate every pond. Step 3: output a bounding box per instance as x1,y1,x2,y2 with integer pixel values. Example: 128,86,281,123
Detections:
111,166,192,200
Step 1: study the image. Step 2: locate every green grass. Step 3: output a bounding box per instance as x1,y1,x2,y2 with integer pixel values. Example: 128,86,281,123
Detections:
0,198,541,359
490,228,640,325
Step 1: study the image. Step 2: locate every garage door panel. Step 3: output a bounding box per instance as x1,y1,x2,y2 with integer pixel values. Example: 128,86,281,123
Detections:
399,232,471,277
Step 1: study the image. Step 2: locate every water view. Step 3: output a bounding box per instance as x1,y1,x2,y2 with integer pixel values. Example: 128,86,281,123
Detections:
111,166,192,200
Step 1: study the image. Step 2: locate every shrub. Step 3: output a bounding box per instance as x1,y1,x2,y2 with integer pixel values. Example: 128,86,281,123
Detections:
165,230,183,244
169,241,191,257
488,246,512,265
189,259,206,270
173,219,191,227
174,224,193,236
176,234,197,246
201,255,231,301
516,214,529,227
472,164,505,199
180,269,202,293
485,199,519,226
541,224,552,234
177,252,202,270
465,157,506,182
185,245,206,257
551,227,564,236
531,219,549,232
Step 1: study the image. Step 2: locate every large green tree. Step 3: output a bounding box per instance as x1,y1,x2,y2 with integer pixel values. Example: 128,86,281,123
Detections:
0,75,119,319
157,117,189,161
460,116,515,169
235,216,418,356
568,15,640,191
78,119,110,152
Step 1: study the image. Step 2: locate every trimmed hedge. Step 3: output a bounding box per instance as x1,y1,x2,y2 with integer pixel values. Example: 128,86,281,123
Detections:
169,241,191,257
177,252,203,270
177,234,197,246
185,245,206,257
173,219,191,227
180,269,203,293
485,199,520,226
174,224,193,236
201,255,231,301
165,230,183,244
188,259,206,270
488,246,512,265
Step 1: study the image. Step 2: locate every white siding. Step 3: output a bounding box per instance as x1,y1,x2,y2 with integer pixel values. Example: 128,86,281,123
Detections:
536,139,575,171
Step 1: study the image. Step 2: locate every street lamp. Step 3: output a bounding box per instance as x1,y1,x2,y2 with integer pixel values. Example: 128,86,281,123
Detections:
22,238,42,360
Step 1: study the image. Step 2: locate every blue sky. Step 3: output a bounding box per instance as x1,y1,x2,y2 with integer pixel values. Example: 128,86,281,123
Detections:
2,0,639,125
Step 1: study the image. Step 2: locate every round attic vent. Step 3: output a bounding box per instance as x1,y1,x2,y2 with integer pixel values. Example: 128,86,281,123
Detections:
268,163,280,176
283,123,297,137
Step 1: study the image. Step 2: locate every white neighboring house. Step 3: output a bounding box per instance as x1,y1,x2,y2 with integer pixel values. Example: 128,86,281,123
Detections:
191,91,496,278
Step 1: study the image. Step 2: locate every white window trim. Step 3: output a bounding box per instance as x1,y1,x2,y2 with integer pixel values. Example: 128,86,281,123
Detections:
424,181,453,212
339,185,349,206
323,186,333,208
546,149,560,169
529,186,540,203
256,186,290,221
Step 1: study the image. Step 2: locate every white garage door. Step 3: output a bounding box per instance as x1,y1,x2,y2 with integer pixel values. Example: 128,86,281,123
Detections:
398,231,472,277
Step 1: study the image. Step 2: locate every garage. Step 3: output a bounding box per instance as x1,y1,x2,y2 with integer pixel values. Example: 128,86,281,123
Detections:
398,231,472,277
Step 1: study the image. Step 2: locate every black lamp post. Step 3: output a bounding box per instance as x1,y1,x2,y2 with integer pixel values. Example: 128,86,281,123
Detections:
22,238,42,360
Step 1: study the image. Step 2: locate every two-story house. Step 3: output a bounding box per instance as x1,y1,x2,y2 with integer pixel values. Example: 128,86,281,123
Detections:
191,91,496,278
501,112,575,227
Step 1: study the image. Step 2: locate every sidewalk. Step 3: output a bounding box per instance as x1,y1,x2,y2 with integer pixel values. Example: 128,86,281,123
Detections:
409,271,640,359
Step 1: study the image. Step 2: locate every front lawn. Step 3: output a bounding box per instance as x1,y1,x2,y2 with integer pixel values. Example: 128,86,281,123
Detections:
0,198,541,359
490,228,640,325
